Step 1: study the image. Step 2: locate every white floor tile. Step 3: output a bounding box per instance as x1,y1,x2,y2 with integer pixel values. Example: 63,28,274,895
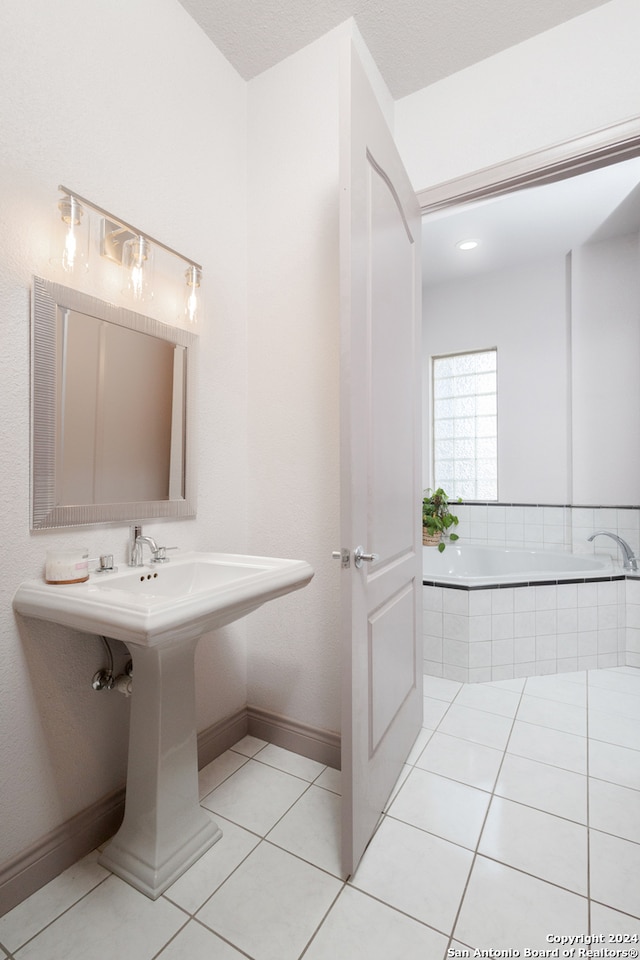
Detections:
350,816,473,935
589,739,640,792
405,726,434,764
163,814,260,913
0,851,109,952
303,885,448,960
385,764,412,808
588,667,640,698
524,674,587,707
454,856,588,951
437,703,514,750
422,675,463,702
454,683,521,718
196,842,341,960
479,796,588,894
495,753,587,823
230,734,268,757
589,685,640,721
201,758,310,834
267,785,342,878
414,731,503,792
590,901,640,936
423,697,451,729
516,693,587,736
254,743,327,782
589,778,640,844
590,830,640,918
554,669,588,685
589,707,640,751
314,766,341,795
485,677,526,692
388,768,490,850
155,920,247,959
13,875,187,960
10,668,640,960
198,750,248,799
508,720,587,774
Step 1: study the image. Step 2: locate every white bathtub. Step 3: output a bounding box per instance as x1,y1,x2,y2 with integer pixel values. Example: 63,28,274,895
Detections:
423,543,613,587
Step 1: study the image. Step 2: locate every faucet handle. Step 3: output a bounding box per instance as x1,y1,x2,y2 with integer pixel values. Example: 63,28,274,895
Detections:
151,546,178,563
87,554,118,573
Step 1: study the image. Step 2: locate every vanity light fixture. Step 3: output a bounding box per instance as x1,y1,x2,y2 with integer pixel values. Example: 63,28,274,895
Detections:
456,239,479,251
53,185,203,316
51,193,89,275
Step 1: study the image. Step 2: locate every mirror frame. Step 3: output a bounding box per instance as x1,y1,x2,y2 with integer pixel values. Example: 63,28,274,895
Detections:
31,276,198,529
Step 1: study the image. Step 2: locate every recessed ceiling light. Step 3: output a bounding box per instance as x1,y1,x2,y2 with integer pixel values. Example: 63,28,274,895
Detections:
456,239,479,251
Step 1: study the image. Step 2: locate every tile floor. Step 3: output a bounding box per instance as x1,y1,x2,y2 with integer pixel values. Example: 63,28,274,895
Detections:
1,666,639,959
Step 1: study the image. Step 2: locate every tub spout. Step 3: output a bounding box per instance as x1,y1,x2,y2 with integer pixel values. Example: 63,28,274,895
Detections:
587,531,638,571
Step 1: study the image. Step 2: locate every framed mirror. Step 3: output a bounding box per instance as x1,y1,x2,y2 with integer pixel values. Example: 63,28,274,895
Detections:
31,276,197,529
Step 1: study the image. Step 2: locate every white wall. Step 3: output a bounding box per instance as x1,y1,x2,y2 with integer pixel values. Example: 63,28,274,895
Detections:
246,24,344,736
572,231,640,504
245,23,395,738
394,0,640,191
424,257,570,502
0,0,248,868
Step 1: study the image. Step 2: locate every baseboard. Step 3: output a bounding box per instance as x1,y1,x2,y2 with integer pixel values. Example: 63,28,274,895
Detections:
247,705,341,770
0,706,339,917
197,706,249,769
0,787,125,918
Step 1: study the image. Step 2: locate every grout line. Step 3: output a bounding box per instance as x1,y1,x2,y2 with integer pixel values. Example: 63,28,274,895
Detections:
149,916,191,960
441,674,528,947
296,882,346,959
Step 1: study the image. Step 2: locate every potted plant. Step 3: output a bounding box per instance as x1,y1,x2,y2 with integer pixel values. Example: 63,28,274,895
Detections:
422,487,460,551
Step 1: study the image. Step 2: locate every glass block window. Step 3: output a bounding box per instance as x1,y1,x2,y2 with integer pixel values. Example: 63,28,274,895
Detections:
432,349,497,500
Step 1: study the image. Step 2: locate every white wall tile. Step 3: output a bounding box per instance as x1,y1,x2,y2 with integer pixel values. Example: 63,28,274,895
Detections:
492,589,514,614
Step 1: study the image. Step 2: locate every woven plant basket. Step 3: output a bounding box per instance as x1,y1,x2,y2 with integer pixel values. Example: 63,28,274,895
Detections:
422,529,442,546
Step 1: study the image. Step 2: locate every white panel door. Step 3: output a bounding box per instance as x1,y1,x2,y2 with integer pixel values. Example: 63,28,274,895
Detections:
339,42,423,877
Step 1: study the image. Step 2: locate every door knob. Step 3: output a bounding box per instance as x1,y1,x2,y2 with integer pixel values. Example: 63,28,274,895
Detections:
354,546,379,569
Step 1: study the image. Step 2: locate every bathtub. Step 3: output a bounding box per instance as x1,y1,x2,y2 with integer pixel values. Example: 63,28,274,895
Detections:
422,543,625,683
423,543,614,588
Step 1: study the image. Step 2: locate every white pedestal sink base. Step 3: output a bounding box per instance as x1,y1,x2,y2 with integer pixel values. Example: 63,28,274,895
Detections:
13,552,315,899
98,636,222,899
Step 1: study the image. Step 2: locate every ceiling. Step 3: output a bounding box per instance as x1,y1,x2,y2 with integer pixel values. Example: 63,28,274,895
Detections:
174,0,638,284
422,155,640,284
177,0,613,99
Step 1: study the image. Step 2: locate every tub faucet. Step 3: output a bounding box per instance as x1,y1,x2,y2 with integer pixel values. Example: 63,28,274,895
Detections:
587,531,638,571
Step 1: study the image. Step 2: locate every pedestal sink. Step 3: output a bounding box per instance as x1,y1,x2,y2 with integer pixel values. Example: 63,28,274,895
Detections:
13,552,314,898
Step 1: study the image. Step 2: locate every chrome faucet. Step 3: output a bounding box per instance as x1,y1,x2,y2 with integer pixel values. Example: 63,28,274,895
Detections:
128,524,173,566
587,531,638,571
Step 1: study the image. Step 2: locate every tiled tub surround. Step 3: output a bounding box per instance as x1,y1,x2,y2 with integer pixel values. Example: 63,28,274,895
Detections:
423,576,631,683
422,503,640,682
455,502,640,557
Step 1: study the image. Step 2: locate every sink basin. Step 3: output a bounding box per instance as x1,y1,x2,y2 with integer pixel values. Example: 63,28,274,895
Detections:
13,551,314,646
13,550,314,899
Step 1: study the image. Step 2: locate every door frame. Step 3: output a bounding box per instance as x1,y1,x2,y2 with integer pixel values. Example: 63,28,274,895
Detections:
417,116,640,214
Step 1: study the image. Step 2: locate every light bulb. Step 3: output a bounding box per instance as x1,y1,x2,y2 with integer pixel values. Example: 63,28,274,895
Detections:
51,195,89,274
183,265,202,324
122,236,154,303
